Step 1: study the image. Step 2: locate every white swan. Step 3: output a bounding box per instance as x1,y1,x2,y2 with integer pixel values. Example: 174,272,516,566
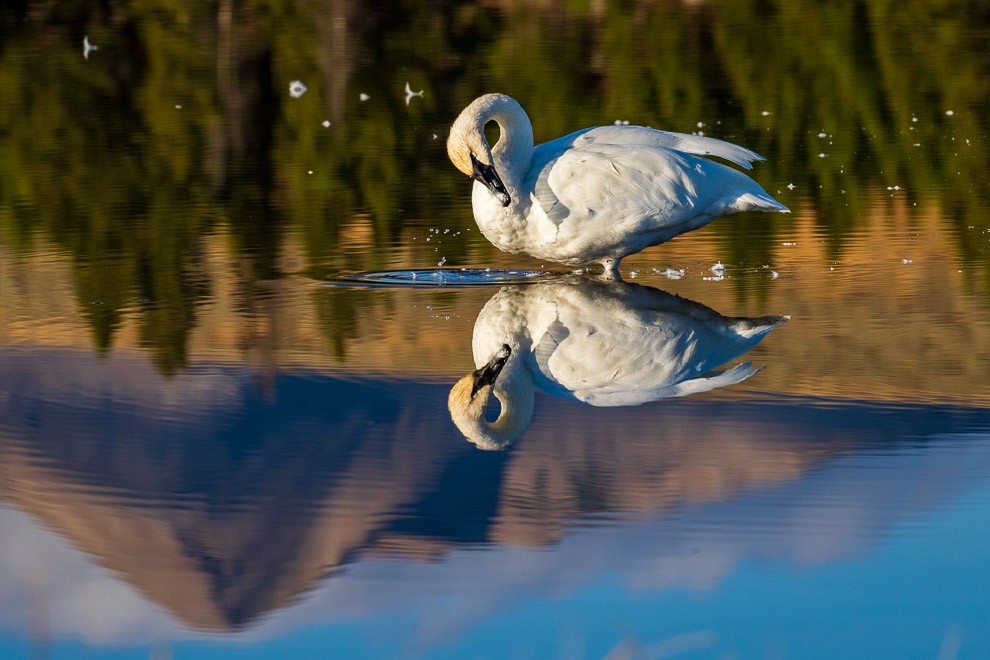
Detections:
448,276,788,450
447,93,789,277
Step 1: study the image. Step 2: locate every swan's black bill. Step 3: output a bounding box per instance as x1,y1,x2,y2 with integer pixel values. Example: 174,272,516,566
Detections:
470,344,511,397
471,153,511,207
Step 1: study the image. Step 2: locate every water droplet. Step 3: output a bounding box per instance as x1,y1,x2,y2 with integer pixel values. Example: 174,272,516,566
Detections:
289,81,307,98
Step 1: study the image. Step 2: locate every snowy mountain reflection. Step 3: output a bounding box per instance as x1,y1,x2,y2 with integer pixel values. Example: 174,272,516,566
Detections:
0,348,988,640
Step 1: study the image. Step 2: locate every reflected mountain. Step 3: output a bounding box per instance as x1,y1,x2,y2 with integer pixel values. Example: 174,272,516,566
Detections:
450,277,787,449
1,348,988,638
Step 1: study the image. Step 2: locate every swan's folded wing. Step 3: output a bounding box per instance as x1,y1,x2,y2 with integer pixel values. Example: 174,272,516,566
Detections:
572,126,764,170
578,362,762,406
532,153,570,225
533,144,715,227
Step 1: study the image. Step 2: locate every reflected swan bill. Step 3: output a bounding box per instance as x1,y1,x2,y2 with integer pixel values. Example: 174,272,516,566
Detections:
449,276,788,450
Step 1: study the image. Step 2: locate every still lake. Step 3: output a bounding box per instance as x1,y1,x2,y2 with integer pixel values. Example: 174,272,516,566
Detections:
2,1,990,658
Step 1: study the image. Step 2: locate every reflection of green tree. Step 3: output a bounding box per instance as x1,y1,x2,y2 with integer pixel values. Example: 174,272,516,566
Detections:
2,0,989,370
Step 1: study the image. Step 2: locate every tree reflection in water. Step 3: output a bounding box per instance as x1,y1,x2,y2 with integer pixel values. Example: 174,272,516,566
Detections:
1,1,989,370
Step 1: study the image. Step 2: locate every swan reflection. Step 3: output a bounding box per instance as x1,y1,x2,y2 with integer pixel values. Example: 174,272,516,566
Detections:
449,277,787,450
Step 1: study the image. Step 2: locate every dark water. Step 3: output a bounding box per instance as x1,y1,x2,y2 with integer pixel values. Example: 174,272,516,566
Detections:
3,1,990,658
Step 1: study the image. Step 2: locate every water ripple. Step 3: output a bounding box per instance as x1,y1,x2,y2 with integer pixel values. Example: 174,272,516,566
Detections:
331,268,564,287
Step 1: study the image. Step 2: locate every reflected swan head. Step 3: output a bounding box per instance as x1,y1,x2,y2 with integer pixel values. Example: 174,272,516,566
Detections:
448,343,534,451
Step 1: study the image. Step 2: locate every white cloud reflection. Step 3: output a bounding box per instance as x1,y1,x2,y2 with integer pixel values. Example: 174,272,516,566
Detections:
6,427,985,652
0,506,178,645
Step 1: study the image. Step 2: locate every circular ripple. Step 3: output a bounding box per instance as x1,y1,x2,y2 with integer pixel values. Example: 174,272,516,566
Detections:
334,268,560,287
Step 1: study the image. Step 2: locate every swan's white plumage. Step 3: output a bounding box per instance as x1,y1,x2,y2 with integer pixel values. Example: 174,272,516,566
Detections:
448,94,788,275
474,279,785,407
543,124,765,172
449,277,788,448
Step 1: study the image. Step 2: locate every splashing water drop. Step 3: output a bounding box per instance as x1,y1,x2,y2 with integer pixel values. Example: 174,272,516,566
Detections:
289,81,308,98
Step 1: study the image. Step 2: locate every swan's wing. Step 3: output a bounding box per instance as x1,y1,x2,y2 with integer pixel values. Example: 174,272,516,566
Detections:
569,126,764,170
665,362,762,397
531,314,685,402
532,142,745,229
578,362,762,406
530,317,632,399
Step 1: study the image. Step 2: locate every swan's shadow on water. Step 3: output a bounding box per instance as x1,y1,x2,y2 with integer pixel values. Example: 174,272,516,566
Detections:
449,274,789,450
332,268,568,287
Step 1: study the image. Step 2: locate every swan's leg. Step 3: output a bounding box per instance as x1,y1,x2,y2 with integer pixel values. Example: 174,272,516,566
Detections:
601,258,622,280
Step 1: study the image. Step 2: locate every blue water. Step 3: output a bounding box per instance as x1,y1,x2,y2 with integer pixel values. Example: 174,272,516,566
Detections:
2,351,989,657
4,428,989,658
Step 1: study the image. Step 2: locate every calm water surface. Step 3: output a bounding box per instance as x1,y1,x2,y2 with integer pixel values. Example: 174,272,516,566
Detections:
2,1,990,658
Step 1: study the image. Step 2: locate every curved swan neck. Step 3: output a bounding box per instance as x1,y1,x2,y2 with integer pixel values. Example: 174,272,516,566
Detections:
449,366,535,451
450,94,533,192
485,377,535,446
481,95,534,174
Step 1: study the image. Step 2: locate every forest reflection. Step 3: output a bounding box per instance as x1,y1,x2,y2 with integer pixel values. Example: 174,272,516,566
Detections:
1,0,990,372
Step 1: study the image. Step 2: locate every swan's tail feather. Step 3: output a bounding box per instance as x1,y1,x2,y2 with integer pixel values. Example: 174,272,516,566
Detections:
672,362,762,397
735,192,790,214
731,314,790,339
662,131,766,170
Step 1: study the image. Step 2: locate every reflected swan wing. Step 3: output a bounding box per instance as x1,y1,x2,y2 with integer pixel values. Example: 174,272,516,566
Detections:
525,283,782,406
529,315,685,401
471,279,785,411
577,362,762,407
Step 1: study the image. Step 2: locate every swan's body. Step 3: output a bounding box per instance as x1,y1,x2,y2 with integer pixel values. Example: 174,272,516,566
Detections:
448,277,788,449
448,94,789,276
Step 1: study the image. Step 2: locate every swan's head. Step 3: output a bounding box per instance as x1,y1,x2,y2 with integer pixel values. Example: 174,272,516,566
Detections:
448,343,532,451
447,94,513,207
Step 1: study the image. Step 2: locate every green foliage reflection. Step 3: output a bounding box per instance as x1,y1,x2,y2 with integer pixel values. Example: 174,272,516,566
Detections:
1,0,989,370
